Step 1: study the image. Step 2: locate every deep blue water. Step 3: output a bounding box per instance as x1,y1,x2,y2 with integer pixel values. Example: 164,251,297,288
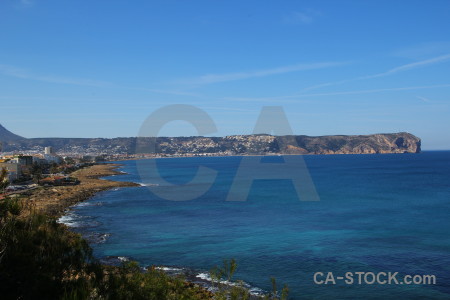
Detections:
61,152,450,299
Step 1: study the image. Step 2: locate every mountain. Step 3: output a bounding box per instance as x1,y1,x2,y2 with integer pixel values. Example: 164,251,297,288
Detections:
0,124,26,142
0,131,421,156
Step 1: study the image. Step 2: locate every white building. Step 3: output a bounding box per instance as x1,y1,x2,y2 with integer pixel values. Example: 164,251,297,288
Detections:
44,146,54,155
43,154,62,164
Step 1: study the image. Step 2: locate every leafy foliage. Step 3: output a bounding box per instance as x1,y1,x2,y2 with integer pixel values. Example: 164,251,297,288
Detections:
30,162,43,183
0,199,211,300
210,259,289,300
0,167,9,193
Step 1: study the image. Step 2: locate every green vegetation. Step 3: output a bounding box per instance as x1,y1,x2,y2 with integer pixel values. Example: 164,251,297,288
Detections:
0,197,289,299
0,167,9,193
210,259,250,300
30,162,43,183
210,259,289,300
0,198,211,300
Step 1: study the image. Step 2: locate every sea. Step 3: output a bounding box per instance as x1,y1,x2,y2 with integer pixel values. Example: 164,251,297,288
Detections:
58,151,450,299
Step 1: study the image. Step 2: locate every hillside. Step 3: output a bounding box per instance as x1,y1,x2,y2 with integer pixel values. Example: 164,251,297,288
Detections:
0,124,25,142
278,132,421,154
0,124,421,156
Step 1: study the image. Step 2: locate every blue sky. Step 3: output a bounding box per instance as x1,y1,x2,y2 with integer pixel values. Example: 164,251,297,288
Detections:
1,0,450,149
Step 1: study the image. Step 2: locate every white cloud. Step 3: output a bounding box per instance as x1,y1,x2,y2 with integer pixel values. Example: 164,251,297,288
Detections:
297,84,450,98
18,0,33,7
416,96,431,102
178,61,347,85
0,64,112,87
301,79,354,92
286,12,312,24
302,53,450,92
393,42,450,59
283,9,321,24
203,106,254,112
224,84,450,102
119,86,201,97
363,53,450,79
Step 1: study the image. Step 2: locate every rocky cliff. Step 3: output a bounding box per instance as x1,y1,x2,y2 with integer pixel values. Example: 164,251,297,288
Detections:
277,132,421,155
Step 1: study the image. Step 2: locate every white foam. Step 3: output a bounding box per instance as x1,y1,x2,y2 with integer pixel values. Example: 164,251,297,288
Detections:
195,272,236,286
88,233,111,243
249,287,265,295
57,213,81,227
74,201,103,207
196,272,212,281
195,272,264,296
138,183,160,187
57,214,73,224
156,266,183,272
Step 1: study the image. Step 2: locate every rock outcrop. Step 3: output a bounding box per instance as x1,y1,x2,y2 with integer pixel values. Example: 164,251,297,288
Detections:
277,132,421,155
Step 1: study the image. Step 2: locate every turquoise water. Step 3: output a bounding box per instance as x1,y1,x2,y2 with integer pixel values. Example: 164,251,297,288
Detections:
61,152,450,299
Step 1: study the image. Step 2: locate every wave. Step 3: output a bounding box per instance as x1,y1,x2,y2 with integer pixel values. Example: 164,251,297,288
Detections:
57,212,101,228
84,232,111,244
138,183,160,187
99,256,132,266
150,266,264,297
195,272,264,296
109,171,128,177
93,256,266,296
155,266,184,272
75,201,104,207
57,213,78,227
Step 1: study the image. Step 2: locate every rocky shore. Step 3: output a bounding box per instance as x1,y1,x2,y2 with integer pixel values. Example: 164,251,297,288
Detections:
14,163,265,298
25,164,139,217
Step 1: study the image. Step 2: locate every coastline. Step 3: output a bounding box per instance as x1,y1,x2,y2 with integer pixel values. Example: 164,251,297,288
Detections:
24,163,139,218
47,162,266,298
114,150,422,161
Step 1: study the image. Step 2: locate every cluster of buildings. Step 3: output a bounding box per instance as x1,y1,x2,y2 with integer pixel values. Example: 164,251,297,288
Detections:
0,146,62,182
4,142,131,158
154,135,278,156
